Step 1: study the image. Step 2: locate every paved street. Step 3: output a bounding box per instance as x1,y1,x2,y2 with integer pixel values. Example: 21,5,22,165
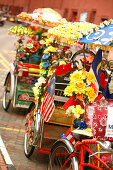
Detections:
0,21,49,170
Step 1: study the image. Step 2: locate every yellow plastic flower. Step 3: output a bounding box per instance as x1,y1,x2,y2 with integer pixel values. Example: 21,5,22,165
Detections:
32,87,39,95
47,46,57,52
73,82,86,94
86,72,96,84
59,61,66,65
44,46,57,54
44,49,49,54
86,86,96,102
64,85,73,96
72,105,85,118
45,38,53,46
32,87,40,102
70,70,85,83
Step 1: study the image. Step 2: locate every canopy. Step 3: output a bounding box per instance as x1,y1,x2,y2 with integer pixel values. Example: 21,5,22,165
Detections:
79,19,113,47
17,8,65,28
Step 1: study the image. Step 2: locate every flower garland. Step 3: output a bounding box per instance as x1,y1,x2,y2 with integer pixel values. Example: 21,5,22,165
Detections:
47,22,96,45
32,39,57,102
64,69,97,131
8,26,36,37
17,9,67,28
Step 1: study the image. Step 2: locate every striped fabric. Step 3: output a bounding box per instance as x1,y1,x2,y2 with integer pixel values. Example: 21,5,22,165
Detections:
39,73,55,122
65,128,76,145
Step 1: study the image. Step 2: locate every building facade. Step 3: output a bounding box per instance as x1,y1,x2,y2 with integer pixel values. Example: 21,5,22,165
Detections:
0,0,113,24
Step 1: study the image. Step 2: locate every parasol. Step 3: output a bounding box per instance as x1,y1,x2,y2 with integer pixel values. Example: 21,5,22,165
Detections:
79,19,113,49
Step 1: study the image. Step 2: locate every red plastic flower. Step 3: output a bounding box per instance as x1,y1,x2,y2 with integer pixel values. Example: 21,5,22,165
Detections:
27,39,33,44
25,47,30,53
32,46,37,52
19,53,23,58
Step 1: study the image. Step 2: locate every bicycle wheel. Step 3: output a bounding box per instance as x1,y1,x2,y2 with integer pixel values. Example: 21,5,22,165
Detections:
3,72,11,111
24,102,35,158
48,139,79,170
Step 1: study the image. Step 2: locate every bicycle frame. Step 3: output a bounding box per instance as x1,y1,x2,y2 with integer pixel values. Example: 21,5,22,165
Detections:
61,139,112,170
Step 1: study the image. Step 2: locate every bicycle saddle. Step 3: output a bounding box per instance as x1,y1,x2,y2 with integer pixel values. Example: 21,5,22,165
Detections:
71,129,93,141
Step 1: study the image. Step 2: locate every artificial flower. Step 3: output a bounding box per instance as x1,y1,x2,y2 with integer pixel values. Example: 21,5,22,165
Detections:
73,82,86,94
32,86,40,96
19,53,24,58
43,46,57,54
38,77,46,84
86,86,96,102
64,85,73,96
27,43,34,49
78,120,88,130
39,62,44,69
70,70,85,83
73,119,79,129
65,105,75,116
32,46,37,52
45,38,53,46
59,61,66,65
27,39,33,43
40,40,45,44
42,62,49,68
90,82,97,94
76,94,83,101
48,22,96,45
72,105,85,119
86,72,96,84
43,49,49,54
40,69,47,76
35,82,42,88
42,53,50,60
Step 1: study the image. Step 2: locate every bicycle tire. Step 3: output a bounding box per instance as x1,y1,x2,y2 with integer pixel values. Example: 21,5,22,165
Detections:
48,139,79,170
24,102,35,158
3,72,11,111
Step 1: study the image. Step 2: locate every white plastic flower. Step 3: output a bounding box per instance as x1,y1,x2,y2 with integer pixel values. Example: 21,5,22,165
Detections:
95,27,99,31
79,34,83,38
65,105,75,115
35,82,42,88
89,29,93,33
99,23,105,28
84,31,88,35
38,77,46,84
104,20,109,25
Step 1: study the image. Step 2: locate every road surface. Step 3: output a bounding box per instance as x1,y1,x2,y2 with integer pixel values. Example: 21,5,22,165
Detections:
0,21,49,170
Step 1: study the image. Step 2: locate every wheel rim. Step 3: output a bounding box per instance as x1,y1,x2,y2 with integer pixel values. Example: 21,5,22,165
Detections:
24,133,34,155
3,74,11,109
50,146,73,170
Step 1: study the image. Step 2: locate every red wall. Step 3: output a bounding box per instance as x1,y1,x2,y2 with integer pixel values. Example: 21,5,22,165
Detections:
0,0,113,24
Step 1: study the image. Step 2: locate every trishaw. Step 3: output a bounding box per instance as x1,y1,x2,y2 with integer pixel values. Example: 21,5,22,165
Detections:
23,18,113,170
3,10,113,169
2,8,64,111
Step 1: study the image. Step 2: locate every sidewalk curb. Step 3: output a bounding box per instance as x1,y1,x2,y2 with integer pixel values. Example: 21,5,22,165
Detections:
0,136,16,170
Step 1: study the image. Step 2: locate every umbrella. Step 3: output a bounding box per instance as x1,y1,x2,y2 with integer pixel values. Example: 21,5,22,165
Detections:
79,19,113,47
